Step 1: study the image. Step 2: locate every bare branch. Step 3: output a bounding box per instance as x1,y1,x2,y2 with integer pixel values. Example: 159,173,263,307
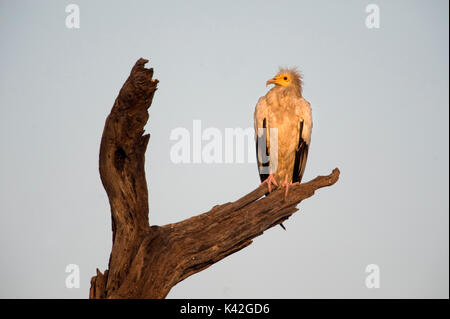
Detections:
97,58,158,294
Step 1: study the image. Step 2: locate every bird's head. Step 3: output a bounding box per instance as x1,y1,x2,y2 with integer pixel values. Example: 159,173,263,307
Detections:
266,67,303,94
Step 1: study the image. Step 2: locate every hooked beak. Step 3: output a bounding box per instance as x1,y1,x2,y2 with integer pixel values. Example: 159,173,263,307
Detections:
266,78,276,86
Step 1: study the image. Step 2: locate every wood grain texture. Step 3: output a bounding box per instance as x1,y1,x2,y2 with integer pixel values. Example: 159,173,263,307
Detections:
90,58,340,299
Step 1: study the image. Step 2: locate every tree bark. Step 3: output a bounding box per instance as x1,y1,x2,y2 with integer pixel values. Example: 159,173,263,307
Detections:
90,58,340,299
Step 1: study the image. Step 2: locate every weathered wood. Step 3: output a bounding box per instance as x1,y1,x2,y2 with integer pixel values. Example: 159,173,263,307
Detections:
90,58,340,299
97,58,158,296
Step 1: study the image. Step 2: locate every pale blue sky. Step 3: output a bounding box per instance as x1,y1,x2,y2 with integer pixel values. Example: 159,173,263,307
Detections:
0,0,448,298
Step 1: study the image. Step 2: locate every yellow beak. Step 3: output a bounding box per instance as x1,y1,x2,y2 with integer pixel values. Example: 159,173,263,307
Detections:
266,78,277,86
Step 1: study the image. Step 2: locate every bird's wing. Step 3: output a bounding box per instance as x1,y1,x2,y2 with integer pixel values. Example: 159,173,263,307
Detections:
292,98,312,183
254,97,270,182
292,120,309,183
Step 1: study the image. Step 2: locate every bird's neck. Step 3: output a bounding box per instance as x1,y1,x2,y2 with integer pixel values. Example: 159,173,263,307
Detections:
273,85,302,98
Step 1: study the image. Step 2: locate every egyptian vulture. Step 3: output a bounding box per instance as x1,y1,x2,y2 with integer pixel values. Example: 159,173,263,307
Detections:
254,68,312,199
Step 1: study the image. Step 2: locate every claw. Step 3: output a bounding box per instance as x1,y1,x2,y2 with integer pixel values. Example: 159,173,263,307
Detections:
282,178,299,200
260,174,278,193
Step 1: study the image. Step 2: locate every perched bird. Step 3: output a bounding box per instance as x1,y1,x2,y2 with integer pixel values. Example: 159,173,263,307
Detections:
254,67,313,201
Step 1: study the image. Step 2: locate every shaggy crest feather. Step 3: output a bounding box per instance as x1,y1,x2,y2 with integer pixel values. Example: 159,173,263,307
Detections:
277,67,303,95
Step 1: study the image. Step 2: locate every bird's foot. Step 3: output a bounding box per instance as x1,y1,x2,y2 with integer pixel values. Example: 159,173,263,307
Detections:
260,174,278,193
282,180,299,200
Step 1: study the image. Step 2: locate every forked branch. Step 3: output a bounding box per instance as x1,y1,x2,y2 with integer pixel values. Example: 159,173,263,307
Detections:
90,59,340,299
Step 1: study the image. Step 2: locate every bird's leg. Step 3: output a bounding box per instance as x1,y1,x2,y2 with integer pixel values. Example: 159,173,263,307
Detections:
260,174,278,193
282,176,299,200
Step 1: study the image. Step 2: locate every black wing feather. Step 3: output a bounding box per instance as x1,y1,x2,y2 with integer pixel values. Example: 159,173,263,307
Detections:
256,118,270,183
292,120,309,183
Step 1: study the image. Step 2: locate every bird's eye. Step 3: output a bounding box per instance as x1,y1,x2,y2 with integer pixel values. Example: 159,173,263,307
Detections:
283,77,288,81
